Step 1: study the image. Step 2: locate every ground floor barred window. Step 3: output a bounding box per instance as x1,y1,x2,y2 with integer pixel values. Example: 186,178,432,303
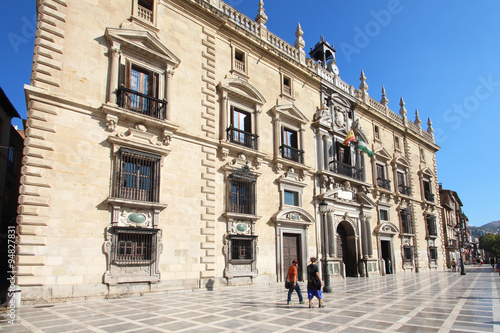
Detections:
111,227,158,265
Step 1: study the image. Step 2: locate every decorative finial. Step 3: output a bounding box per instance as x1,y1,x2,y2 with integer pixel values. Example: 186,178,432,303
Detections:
427,117,434,134
399,97,407,117
414,108,422,126
359,70,368,93
380,86,389,106
294,23,305,50
255,0,268,26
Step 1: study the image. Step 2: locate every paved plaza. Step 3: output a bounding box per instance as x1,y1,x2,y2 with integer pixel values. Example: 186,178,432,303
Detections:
1,266,499,333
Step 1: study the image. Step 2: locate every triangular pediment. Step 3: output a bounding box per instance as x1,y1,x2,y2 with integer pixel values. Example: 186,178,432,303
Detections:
420,166,435,178
374,147,391,160
219,78,266,105
105,28,180,68
272,104,308,124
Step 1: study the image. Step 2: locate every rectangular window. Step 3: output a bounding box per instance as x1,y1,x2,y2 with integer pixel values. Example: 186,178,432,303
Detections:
395,136,400,150
119,62,164,119
379,209,389,221
234,50,245,72
229,236,256,261
397,171,410,195
228,107,257,149
116,149,161,202
374,126,380,139
112,227,158,264
229,177,256,215
400,208,413,234
283,76,292,95
284,190,299,206
403,246,414,262
427,215,437,237
423,180,434,202
376,164,391,190
281,127,303,163
429,247,438,261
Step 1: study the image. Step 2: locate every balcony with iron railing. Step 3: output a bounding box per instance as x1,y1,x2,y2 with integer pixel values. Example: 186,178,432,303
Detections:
118,86,166,120
329,160,364,181
226,127,258,150
398,184,411,196
377,178,391,190
425,192,435,202
280,145,304,164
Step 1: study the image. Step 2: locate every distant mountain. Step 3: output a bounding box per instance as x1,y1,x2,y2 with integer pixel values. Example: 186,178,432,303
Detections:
469,220,500,237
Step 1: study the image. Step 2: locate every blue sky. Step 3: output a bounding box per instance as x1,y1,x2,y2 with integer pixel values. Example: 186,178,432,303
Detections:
1,0,499,226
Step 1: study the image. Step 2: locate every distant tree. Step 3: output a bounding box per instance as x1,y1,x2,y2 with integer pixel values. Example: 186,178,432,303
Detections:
479,233,500,257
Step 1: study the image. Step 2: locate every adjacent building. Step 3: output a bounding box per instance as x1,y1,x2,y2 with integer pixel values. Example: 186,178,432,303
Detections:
16,0,444,303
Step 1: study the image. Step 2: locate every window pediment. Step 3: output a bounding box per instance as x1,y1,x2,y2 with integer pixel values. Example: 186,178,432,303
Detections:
374,222,400,235
272,104,308,124
274,207,314,227
393,156,410,168
105,28,180,68
219,78,266,105
420,166,435,178
374,147,392,160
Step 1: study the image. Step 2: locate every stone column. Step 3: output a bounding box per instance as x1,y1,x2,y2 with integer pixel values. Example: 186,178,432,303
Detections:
328,212,335,256
221,92,228,140
274,116,281,159
323,135,329,170
165,67,174,120
366,216,373,257
317,131,324,171
360,215,368,258
107,42,120,105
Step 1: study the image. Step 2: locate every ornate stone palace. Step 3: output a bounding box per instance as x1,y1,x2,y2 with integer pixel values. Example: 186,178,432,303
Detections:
17,0,442,302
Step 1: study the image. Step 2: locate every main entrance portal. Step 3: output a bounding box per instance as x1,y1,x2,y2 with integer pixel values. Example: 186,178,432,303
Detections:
336,222,357,277
283,233,302,279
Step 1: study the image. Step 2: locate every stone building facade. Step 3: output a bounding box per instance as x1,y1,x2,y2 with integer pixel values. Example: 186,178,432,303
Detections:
17,0,443,303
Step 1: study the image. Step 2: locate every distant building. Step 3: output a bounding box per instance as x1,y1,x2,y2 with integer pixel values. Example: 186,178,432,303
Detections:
0,87,23,297
17,0,444,303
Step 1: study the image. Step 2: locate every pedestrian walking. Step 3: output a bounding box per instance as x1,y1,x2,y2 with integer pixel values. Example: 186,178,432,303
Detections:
451,259,457,272
495,260,500,278
286,259,305,305
306,257,324,308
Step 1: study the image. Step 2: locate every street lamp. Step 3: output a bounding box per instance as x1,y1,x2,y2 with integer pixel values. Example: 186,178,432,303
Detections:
454,220,466,276
319,200,332,293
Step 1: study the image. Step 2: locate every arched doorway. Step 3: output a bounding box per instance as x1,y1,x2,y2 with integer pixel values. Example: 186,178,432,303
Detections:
336,221,357,277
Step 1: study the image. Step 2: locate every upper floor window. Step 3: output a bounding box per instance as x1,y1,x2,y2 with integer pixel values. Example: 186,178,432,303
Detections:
400,208,413,234
231,47,248,76
397,171,410,196
329,140,363,181
374,125,380,140
119,62,165,119
281,73,293,98
114,148,161,202
105,28,180,121
426,215,437,237
379,209,389,221
228,165,256,215
227,106,257,150
423,179,434,202
376,164,391,190
281,127,303,164
394,136,401,150
284,190,299,206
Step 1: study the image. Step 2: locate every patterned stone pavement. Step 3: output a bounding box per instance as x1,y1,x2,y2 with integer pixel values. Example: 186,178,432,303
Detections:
1,266,499,333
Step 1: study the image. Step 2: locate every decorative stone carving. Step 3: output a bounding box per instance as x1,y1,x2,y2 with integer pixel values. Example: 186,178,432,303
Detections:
105,114,118,132
118,210,153,228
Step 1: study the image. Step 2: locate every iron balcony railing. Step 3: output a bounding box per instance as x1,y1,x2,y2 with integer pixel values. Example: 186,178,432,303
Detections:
280,145,304,164
447,239,458,248
329,160,364,181
226,127,258,150
398,184,411,196
425,192,435,202
377,177,391,190
118,86,167,120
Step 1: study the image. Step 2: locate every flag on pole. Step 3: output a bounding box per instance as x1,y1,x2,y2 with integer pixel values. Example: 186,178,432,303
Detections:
357,138,374,157
342,130,355,146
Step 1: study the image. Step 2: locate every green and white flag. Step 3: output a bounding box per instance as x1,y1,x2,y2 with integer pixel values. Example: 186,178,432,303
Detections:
357,138,374,157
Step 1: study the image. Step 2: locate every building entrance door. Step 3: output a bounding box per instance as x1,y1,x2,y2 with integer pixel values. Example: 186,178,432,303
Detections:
381,240,393,274
336,222,357,277
283,233,302,280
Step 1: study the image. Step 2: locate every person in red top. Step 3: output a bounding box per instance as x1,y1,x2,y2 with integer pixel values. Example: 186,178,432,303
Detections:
287,259,305,305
